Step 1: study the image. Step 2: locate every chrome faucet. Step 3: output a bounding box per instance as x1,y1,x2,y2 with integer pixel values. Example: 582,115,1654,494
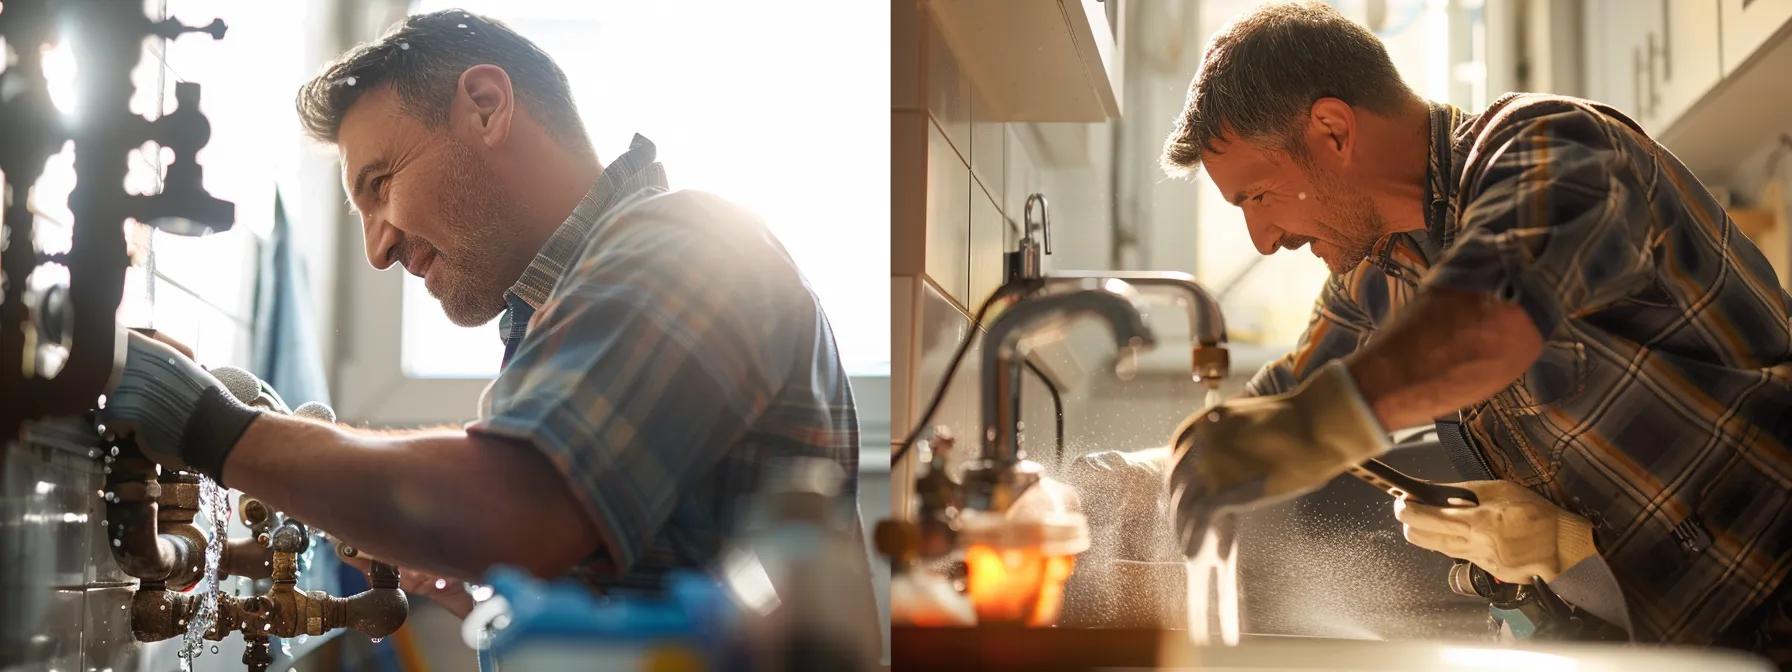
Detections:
1007,192,1229,387
1045,271,1230,387
964,283,1157,512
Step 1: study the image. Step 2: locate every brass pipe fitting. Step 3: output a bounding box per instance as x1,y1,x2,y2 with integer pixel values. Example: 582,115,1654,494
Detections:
129,581,202,642
1192,344,1231,388
124,487,410,662
105,455,207,589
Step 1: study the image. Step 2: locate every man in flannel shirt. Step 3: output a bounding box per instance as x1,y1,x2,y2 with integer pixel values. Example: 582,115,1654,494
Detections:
1161,2,1791,661
96,9,874,626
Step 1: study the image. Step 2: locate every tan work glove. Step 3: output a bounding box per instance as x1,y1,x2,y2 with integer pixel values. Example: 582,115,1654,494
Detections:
1169,360,1390,557
1395,479,1598,584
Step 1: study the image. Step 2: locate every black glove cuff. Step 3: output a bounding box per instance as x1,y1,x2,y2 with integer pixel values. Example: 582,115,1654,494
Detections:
181,385,261,486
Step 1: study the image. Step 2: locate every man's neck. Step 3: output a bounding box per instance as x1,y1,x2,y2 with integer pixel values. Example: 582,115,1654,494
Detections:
539,151,604,236
1359,98,1433,237
510,146,603,263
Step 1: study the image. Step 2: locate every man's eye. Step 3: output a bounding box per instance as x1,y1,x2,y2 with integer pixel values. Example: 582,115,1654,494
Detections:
371,176,390,197
1250,192,1266,203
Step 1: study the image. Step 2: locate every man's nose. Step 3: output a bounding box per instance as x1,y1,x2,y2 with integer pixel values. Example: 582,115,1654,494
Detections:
363,214,402,270
1243,211,1284,256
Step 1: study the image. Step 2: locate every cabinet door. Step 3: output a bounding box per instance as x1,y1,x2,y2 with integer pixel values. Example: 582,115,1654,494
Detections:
1582,0,1647,120
1721,0,1792,75
1653,0,1723,131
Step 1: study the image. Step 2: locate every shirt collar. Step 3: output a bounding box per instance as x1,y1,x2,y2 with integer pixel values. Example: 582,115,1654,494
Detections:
1368,100,1468,276
506,134,669,310
1419,99,1469,258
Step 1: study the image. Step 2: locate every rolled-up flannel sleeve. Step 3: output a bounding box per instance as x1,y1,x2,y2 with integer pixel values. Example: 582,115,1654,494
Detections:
1424,110,1656,339
468,197,791,575
1246,271,1376,398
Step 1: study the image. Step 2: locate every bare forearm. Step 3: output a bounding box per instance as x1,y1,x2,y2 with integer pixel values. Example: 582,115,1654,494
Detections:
1346,288,1543,431
220,413,596,580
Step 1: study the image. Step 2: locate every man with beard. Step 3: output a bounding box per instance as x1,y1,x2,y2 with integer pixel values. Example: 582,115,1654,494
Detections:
95,9,873,625
1161,1,1791,660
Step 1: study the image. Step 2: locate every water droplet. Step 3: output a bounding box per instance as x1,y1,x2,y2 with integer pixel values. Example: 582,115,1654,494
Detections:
371,637,383,644
88,449,99,458
433,578,446,590
210,646,218,654
120,604,126,610
469,584,494,602
467,31,475,35
167,357,177,365
457,23,468,28
160,605,166,611
399,42,410,50
263,624,271,631
112,539,121,547
103,467,111,474
100,519,106,526
109,446,119,456
344,76,357,86
297,634,309,644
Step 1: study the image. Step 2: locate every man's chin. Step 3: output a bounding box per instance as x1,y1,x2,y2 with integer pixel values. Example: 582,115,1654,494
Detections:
436,291,506,327
1316,247,1367,274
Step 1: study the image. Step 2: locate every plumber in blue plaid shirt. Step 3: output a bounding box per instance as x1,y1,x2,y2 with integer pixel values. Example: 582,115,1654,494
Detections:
1160,2,1790,661
98,9,874,626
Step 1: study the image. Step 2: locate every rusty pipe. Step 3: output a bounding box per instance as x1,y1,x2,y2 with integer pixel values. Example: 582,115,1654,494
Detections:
342,560,409,639
129,581,203,642
239,521,409,640
104,453,206,589
219,536,274,580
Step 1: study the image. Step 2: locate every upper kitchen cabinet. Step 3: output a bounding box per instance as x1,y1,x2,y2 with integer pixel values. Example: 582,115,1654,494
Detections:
1583,0,1792,184
1720,0,1792,76
1580,0,1721,136
925,0,1123,122
1662,0,1792,184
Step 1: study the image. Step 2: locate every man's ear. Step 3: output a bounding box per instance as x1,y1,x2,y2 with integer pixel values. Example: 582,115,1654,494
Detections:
453,64,514,149
1302,97,1357,167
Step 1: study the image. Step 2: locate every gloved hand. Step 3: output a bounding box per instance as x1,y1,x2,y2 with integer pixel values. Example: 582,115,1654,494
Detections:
1169,360,1390,556
1395,479,1598,584
99,329,261,483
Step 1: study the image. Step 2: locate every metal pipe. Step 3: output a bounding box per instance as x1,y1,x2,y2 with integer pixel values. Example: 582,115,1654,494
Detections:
104,452,207,589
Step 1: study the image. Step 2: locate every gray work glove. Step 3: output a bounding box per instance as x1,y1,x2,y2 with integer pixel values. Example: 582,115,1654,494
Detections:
1169,360,1391,557
99,329,261,484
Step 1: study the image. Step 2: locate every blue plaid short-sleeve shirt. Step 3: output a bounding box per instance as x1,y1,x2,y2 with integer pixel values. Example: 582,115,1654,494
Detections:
468,135,864,592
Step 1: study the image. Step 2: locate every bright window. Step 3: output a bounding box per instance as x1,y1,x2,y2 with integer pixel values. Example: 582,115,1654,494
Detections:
401,0,891,378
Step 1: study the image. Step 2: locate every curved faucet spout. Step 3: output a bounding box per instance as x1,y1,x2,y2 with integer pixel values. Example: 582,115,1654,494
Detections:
1048,271,1230,385
980,284,1156,470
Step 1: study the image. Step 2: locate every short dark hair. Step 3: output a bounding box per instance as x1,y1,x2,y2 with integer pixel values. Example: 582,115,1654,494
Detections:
1161,2,1415,177
296,9,593,157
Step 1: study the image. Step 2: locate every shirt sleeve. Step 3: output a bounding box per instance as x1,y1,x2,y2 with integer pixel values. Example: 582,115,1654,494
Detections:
468,192,796,575
1424,106,1657,339
1245,270,1377,398
1550,554,1636,638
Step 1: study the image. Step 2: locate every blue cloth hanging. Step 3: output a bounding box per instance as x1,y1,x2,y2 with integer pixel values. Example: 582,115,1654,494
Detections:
251,189,332,409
